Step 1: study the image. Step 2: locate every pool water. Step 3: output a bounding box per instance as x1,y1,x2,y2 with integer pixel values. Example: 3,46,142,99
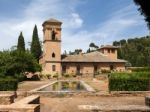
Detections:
39,81,87,92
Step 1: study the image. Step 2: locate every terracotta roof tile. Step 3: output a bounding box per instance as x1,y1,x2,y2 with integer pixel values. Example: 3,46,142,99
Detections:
62,51,127,63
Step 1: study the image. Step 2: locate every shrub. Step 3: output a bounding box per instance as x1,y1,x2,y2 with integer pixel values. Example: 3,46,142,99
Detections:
46,74,51,79
0,77,18,91
111,72,150,79
101,69,111,73
63,73,70,78
53,73,59,78
94,71,100,76
109,72,150,91
25,74,40,81
109,78,150,91
14,74,26,82
38,73,43,79
70,73,76,77
131,67,150,72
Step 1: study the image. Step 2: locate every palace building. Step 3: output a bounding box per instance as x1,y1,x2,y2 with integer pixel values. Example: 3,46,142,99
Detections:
39,18,127,76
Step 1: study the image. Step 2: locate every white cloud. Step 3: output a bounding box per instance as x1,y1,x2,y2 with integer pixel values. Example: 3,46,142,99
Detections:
0,0,83,51
0,1,149,53
70,13,83,28
62,4,149,52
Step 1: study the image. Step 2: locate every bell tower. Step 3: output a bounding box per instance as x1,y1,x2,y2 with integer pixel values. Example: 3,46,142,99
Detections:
40,18,62,75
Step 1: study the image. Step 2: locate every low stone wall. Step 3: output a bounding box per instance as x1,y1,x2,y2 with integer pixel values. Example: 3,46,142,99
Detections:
0,95,40,112
0,94,15,105
78,105,150,112
110,91,150,97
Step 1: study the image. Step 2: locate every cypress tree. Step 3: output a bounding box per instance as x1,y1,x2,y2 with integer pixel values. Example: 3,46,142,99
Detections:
17,32,25,51
30,25,42,60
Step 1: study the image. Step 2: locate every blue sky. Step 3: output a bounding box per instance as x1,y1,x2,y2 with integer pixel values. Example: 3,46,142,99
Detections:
0,0,149,52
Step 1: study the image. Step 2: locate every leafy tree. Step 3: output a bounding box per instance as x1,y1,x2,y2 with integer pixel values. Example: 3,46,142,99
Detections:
0,50,41,77
89,42,99,49
17,32,25,51
134,0,150,29
0,51,12,77
113,41,120,46
30,25,42,60
120,39,126,46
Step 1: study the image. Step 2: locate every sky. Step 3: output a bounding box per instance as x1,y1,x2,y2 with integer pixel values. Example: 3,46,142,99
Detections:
0,0,149,53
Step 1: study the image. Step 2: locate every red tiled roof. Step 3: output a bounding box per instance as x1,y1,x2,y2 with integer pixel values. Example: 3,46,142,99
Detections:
62,51,127,63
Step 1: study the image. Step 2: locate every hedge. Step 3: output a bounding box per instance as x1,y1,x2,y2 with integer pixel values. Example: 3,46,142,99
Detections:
109,78,150,91
111,72,150,79
131,67,150,72
109,72,150,91
0,78,18,91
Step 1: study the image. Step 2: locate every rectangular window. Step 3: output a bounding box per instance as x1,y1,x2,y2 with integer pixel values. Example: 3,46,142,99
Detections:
52,65,56,71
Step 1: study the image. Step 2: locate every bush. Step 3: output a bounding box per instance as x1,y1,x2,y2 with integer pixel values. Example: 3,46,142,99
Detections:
53,73,59,78
109,72,150,91
109,78,150,91
0,77,18,91
63,73,70,78
101,69,111,73
46,74,51,79
70,73,76,77
94,71,100,76
131,67,150,72
25,74,40,81
111,72,150,79
14,74,26,82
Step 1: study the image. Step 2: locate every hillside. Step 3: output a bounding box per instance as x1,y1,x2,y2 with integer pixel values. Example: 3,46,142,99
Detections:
113,36,150,67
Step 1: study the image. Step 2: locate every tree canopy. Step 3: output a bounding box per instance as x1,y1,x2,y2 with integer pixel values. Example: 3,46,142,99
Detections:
134,0,150,29
113,36,150,67
0,50,41,77
89,42,99,49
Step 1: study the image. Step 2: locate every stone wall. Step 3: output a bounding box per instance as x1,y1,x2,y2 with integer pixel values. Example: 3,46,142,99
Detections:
0,95,40,112
0,94,15,105
63,62,125,76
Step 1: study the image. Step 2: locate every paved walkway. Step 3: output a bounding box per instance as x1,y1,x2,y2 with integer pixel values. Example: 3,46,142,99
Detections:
40,96,147,112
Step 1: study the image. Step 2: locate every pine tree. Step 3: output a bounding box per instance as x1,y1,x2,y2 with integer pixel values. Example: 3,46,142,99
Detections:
17,32,25,51
30,25,42,60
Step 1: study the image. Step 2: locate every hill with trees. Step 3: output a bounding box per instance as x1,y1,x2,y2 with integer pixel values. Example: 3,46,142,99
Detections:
113,36,150,67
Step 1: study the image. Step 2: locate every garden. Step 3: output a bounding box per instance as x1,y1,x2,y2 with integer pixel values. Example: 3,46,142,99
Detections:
0,50,41,91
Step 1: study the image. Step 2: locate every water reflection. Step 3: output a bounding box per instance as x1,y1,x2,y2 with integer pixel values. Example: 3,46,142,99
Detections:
39,81,86,92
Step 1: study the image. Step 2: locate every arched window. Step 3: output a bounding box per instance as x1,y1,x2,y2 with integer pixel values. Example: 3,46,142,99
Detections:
51,30,55,40
52,52,55,58
52,65,56,71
